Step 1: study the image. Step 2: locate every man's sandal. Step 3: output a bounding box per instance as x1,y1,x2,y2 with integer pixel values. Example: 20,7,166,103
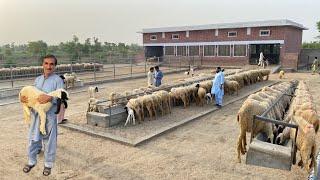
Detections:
43,167,51,176
23,164,35,173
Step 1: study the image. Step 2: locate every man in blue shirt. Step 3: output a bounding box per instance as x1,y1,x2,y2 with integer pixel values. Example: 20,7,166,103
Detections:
211,67,224,108
154,66,163,87
20,55,64,176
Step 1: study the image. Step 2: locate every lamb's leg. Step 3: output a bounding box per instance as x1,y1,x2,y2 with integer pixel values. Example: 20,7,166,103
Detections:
38,111,47,135
22,105,31,124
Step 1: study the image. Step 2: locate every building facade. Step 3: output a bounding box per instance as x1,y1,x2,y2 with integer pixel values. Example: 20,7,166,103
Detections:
142,19,307,69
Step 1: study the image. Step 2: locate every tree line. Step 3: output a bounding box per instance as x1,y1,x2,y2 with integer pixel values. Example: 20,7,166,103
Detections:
0,35,143,67
302,21,320,49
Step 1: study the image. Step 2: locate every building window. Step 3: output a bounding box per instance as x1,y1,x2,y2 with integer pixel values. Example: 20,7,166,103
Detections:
234,45,246,57
218,45,231,56
186,31,189,38
260,30,270,36
150,35,157,40
165,46,174,55
247,28,251,35
228,31,237,37
162,32,165,38
203,45,215,56
177,46,187,56
172,34,180,40
189,46,199,56
215,29,219,36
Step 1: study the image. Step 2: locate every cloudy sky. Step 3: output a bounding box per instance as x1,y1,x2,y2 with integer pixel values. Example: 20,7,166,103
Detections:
0,0,319,45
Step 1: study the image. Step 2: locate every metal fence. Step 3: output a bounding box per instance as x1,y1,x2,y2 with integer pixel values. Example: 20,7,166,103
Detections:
0,56,203,90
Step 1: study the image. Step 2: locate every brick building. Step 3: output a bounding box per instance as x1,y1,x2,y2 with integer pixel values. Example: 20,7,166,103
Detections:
142,19,307,69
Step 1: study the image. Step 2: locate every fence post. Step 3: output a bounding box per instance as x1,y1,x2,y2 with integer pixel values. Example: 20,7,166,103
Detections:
113,62,116,79
70,62,73,73
130,58,133,77
10,65,13,88
157,57,160,65
145,57,147,75
93,61,97,82
179,57,181,71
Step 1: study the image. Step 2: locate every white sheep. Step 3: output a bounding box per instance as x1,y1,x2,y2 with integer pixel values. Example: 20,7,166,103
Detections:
87,98,99,112
88,86,99,98
19,86,69,135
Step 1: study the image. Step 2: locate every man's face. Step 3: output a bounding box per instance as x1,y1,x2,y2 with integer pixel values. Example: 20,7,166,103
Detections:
43,58,56,76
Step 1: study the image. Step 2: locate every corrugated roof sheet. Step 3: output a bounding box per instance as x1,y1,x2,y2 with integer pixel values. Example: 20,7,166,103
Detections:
142,19,308,33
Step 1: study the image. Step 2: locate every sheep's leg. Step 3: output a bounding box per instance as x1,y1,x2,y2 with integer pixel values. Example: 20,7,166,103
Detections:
151,104,157,120
301,144,312,172
146,106,153,120
38,111,47,135
22,105,31,124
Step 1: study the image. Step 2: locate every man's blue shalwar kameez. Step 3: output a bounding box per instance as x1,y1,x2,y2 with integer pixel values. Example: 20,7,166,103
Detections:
211,71,225,106
27,73,64,168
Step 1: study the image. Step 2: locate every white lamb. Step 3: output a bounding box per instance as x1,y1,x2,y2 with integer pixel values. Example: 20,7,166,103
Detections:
19,86,69,135
88,86,99,98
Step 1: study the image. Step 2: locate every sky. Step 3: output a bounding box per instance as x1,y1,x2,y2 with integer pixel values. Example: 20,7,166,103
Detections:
0,0,319,45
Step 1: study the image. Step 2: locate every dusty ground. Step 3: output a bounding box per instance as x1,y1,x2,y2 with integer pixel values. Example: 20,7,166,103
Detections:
0,68,319,179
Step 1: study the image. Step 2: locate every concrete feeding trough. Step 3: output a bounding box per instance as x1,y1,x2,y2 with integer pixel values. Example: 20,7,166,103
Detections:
246,132,294,170
87,104,127,128
246,115,298,171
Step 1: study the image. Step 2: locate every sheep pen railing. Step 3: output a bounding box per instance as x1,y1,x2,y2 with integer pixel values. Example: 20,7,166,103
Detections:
246,81,299,170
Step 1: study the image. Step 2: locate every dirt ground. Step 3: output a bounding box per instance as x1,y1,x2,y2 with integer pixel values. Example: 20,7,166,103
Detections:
0,69,319,179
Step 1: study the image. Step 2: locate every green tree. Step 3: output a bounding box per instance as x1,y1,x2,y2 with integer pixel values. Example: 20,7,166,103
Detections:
27,40,48,57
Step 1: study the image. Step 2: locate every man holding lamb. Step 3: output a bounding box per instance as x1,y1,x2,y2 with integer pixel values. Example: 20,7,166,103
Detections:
211,67,225,108
20,55,64,176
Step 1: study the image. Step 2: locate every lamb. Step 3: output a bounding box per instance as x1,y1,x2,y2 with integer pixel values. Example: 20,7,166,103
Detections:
109,92,127,105
205,93,213,104
124,106,135,126
88,86,99,98
279,70,285,79
236,98,274,163
87,98,99,112
19,86,69,135
63,73,77,88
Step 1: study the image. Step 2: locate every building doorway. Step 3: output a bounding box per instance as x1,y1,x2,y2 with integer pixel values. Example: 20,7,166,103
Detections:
144,46,163,58
249,44,280,64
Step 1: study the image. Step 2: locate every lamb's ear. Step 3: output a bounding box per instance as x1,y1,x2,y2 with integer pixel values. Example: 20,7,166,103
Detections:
62,91,69,100
63,100,68,109
55,98,62,114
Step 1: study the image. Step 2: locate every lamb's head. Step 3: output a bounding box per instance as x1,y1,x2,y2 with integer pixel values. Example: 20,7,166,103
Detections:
195,83,200,88
49,89,70,100
95,86,99,92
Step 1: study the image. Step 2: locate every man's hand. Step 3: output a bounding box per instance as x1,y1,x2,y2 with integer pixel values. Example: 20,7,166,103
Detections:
37,94,53,104
20,95,28,103
220,84,223,90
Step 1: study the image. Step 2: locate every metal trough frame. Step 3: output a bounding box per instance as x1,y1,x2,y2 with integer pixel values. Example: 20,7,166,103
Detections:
250,82,299,166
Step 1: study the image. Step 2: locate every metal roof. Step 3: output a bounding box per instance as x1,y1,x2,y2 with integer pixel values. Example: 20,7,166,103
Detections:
142,19,308,33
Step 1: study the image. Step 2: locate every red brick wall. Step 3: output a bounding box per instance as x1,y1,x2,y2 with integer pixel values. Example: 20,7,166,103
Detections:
281,53,299,70
143,26,286,44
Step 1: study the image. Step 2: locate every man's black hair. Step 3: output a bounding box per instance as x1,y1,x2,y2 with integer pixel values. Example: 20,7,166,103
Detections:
42,54,58,65
155,66,159,70
150,67,154,71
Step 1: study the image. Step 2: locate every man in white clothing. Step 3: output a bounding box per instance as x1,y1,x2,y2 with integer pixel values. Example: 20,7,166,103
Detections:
147,67,155,86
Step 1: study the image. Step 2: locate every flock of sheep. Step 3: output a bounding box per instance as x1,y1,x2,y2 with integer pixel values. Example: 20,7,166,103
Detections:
277,81,318,172
86,69,271,126
236,80,319,173
236,81,295,163
0,63,103,80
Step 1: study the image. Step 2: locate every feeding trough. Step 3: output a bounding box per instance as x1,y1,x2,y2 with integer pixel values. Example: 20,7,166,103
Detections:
246,81,299,170
246,116,298,171
87,103,127,128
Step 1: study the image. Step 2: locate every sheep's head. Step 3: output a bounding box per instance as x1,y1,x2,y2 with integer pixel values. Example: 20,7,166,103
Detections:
49,89,70,100
95,86,99,92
